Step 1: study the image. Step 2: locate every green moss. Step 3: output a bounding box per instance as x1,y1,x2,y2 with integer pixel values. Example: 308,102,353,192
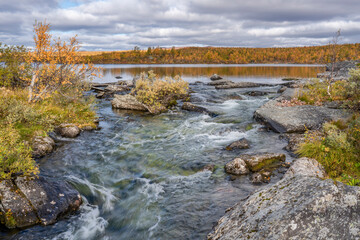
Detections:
245,124,254,131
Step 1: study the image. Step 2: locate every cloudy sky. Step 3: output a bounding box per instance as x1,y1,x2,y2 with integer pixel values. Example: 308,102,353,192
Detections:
1,0,360,51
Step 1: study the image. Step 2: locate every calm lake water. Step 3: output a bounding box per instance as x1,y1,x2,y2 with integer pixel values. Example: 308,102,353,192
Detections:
2,64,324,240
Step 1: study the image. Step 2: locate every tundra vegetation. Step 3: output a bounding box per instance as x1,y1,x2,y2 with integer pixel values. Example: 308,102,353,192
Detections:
0,21,98,179
297,67,360,185
132,70,189,114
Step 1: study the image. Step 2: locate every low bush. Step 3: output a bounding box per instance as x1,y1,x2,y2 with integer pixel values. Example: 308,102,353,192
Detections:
296,116,360,184
132,71,189,114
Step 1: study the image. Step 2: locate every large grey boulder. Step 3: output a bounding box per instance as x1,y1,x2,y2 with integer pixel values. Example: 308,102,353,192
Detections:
111,94,148,111
32,136,55,158
0,176,82,228
208,158,360,240
254,99,348,133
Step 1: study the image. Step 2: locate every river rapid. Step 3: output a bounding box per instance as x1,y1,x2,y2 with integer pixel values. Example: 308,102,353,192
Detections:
2,64,324,240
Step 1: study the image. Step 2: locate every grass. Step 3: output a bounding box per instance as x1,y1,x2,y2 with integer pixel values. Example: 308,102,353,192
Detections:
0,87,97,179
296,118,360,185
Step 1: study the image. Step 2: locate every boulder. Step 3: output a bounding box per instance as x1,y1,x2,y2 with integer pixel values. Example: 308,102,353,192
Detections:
32,136,55,158
208,159,360,240
0,180,39,228
182,102,217,117
225,158,249,175
210,74,222,81
240,153,286,172
254,99,348,133
277,86,287,93
117,80,134,87
56,124,81,138
0,177,82,229
250,171,271,184
225,138,250,151
111,94,148,111
215,82,269,89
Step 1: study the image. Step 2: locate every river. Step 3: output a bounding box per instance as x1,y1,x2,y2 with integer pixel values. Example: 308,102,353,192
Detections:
2,64,324,240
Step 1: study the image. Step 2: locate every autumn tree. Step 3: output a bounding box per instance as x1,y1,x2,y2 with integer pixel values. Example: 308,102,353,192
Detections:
25,21,98,103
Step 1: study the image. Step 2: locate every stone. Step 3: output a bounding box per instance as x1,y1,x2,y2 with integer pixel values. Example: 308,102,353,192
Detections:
117,80,134,87
115,76,122,79
111,94,148,111
207,80,234,86
182,102,217,117
225,138,250,151
0,180,39,228
32,136,55,158
202,164,216,172
215,82,269,89
15,176,82,226
250,172,264,183
254,99,349,133
210,74,222,81
284,157,327,179
240,153,286,172
56,124,81,138
225,158,249,175
208,158,360,240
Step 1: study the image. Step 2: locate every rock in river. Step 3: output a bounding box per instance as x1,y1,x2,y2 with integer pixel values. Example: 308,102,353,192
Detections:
56,123,81,138
254,99,348,133
32,136,55,158
242,153,286,172
225,158,249,175
215,82,269,89
111,94,148,111
0,176,82,228
225,138,250,151
210,74,222,80
182,102,217,117
208,158,360,240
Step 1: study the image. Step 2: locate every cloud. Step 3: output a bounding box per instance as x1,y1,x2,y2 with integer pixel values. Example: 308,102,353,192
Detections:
0,0,359,50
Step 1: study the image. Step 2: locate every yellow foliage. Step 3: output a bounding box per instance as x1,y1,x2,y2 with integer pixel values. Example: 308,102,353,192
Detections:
132,71,189,114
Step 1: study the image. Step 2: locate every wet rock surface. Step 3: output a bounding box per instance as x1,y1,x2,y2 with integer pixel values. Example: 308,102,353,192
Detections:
210,74,222,80
32,136,55,158
225,158,249,175
208,158,360,240
241,153,286,172
182,102,217,117
215,82,269,89
111,94,148,111
0,177,82,229
56,124,81,138
225,138,250,151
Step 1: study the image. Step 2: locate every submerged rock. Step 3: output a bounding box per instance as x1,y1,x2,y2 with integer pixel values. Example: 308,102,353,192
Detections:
182,102,217,117
210,74,222,81
111,94,148,111
245,91,268,96
225,138,250,151
0,176,82,229
224,158,249,175
254,99,348,133
56,124,81,138
208,158,360,240
32,136,55,158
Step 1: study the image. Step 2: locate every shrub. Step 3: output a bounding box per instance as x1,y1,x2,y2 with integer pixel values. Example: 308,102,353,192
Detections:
296,117,360,182
0,124,39,179
132,71,189,114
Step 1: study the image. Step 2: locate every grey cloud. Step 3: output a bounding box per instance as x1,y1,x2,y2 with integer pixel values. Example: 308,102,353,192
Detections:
0,0,359,50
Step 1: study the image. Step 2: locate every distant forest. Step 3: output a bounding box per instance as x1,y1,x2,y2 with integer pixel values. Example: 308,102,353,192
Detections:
81,44,360,64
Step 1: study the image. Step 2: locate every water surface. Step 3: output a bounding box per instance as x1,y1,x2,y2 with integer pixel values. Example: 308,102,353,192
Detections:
2,64,323,240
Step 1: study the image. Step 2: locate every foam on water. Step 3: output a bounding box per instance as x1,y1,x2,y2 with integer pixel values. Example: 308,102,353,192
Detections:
68,176,117,211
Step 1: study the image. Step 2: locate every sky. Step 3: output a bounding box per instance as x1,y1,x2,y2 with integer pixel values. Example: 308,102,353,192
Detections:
1,0,360,51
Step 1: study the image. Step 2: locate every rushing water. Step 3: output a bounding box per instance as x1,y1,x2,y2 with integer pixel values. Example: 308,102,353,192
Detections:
2,65,324,240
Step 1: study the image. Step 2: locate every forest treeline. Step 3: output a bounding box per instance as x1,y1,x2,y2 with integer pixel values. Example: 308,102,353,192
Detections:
81,44,360,64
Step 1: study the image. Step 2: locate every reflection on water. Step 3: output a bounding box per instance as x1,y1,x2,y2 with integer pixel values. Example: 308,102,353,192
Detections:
96,64,325,84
